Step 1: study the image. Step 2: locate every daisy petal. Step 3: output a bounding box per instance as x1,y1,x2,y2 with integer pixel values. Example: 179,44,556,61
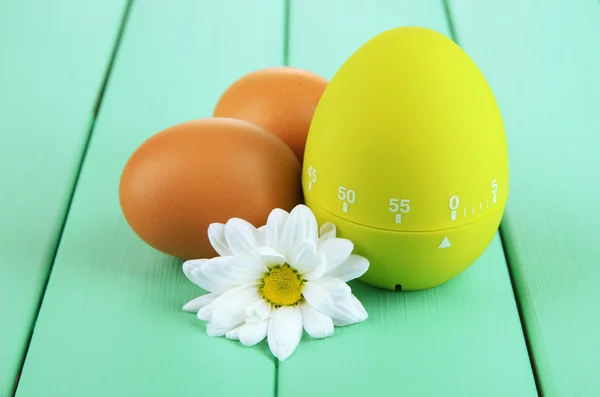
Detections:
290,239,321,275
239,319,269,346
197,302,215,321
208,223,233,256
226,326,241,340
206,285,261,336
302,281,334,311
207,319,237,337
183,259,229,293
246,253,272,271
246,298,272,321
266,208,289,255
212,283,260,309
182,293,217,312
303,252,327,281
257,247,286,268
327,254,370,282
315,277,352,300
318,222,337,244
224,218,259,256
182,259,207,282
267,306,303,361
302,281,356,323
203,256,264,285
300,301,333,339
319,238,354,272
331,294,368,326
200,257,241,285
280,205,318,259
256,225,267,247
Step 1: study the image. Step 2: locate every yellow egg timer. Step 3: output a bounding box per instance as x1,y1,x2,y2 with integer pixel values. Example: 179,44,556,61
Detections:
302,26,509,291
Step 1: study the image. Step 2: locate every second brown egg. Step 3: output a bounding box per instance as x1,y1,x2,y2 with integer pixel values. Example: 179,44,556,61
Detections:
119,118,303,260
213,66,328,164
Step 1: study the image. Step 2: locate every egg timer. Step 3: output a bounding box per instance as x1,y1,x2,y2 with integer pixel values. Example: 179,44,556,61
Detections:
302,26,509,291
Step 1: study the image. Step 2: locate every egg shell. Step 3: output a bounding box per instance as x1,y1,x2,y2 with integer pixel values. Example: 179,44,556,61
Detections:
212,66,328,164
119,117,302,260
302,26,509,290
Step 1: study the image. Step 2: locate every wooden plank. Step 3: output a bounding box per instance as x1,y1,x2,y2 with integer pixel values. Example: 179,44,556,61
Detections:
13,1,284,396
0,1,126,395
279,1,539,396
447,0,600,395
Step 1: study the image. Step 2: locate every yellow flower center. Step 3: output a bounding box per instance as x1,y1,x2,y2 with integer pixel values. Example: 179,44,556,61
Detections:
260,264,303,307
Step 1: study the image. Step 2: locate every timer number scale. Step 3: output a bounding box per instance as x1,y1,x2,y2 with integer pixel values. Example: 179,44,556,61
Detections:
306,165,507,225
449,178,504,221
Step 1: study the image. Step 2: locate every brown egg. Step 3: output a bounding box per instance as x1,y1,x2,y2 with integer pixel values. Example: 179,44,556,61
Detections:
212,66,328,164
119,117,303,260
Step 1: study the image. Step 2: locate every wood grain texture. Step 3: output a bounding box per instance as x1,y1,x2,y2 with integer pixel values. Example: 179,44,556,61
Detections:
13,1,284,396
278,1,538,396
0,1,126,395
448,0,600,395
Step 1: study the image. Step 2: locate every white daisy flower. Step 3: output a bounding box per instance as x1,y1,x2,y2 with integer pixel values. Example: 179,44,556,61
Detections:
181,204,369,361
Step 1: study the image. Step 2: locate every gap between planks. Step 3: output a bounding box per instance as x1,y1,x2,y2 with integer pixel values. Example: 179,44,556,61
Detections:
283,0,291,66
10,1,136,396
499,227,543,396
275,2,290,395
439,0,542,394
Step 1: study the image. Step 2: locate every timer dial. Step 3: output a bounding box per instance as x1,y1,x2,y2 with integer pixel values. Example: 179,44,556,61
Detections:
302,26,509,290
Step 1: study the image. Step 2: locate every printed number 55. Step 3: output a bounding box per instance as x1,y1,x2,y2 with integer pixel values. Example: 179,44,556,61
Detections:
389,198,410,213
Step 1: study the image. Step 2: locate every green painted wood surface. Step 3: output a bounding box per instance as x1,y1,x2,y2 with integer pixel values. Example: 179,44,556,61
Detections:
13,1,285,396
448,0,600,395
278,1,538,396
0,1,126,395
10,1,599,396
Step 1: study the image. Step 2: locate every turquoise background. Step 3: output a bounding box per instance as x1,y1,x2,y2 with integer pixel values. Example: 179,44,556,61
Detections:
1,1,598,396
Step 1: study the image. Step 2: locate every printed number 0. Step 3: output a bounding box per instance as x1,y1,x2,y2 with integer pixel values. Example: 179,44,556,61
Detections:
389,198,410,213
449,196,459,210
338,186,356,203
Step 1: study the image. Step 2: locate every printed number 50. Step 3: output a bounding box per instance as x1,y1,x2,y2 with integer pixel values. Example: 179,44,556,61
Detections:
338,186,356,203
389,198,411,213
